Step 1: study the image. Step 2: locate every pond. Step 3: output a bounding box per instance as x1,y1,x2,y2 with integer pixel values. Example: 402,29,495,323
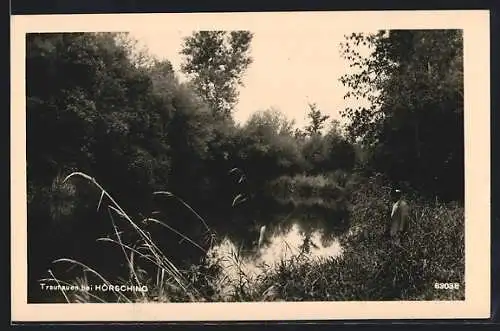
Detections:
206,219,344,293
28,198,350,303
201,203,348,300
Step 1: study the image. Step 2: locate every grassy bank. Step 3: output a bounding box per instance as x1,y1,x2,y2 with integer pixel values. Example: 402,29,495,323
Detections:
258,176,465,301
39,171,464,303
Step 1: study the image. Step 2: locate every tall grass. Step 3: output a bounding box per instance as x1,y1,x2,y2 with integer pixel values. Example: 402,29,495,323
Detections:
40,171,464,302
257,175,465,301
42,171,220,303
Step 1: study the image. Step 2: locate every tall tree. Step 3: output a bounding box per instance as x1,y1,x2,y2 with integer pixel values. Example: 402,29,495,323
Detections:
340,30,464,200
180,31,253,118
304,103,330,136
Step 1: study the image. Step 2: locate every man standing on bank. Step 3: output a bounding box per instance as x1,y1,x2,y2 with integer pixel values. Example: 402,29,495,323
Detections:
389,188,410,246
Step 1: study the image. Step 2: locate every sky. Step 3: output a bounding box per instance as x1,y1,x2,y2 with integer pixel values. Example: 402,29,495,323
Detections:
128,29,373,129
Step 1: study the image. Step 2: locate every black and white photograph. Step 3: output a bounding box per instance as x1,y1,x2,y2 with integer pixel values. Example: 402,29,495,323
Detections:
11,10,490,321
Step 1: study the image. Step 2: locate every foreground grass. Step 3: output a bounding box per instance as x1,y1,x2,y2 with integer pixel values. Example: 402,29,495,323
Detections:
41,171,464,302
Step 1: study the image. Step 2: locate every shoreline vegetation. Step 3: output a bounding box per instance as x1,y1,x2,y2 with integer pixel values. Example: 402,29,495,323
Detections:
27,30,464,303
37,170,464,303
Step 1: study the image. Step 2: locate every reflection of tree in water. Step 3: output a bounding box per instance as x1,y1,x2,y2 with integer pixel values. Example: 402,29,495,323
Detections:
299,231,313,253
202,186,352,261
281,206,349,238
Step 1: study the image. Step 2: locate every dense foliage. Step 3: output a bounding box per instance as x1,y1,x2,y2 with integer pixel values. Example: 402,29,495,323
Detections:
26,29,464,303
340,30,463,201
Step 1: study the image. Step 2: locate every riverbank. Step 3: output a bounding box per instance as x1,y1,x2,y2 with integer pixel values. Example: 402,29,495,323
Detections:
36,172,464,303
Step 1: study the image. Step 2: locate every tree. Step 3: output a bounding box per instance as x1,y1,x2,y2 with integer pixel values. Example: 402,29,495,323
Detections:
245,107,296,137
180,31,253,118
323,120,356,171
304,103,330,136
300,119,355,173
237,109,305,185
340,30,464,201
26,32,181,299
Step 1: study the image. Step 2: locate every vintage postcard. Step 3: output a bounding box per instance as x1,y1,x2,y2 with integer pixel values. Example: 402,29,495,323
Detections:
11,10,490,321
